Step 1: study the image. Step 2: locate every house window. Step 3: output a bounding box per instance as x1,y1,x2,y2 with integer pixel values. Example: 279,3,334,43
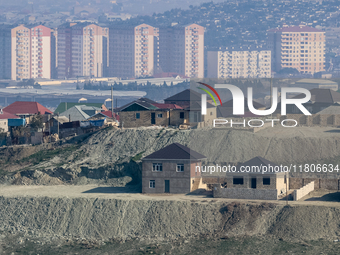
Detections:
233,177,244,185
157,113,163,118
180,112,185,119
152,163,162,172
136,113,140,119
176,164,184,172
149,180,155,188
263,177,271,185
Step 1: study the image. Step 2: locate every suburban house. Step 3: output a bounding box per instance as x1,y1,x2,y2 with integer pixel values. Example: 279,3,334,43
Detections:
118,98,188,128
142,143,207,194
213,156,288,200
0,109,19,132
284,88,340,114
54,102,108,115
3,101,53,118
216,98,266,118
59,105,102,122
164,89,217,125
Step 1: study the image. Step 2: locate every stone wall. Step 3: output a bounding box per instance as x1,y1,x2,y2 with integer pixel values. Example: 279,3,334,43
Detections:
120,111,169,128
213,184,278,200
293,181,315,201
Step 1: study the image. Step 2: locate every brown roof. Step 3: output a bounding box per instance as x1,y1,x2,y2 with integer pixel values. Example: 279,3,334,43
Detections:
236,156,280,174
143,143,206,160
164,89,202,102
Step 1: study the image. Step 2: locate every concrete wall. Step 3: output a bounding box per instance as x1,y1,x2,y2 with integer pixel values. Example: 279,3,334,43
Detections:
293,181,315,201
213,184,278,200
290,177,340,190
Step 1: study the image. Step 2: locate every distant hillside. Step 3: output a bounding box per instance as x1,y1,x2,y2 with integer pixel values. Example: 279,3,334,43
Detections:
112,0,339,50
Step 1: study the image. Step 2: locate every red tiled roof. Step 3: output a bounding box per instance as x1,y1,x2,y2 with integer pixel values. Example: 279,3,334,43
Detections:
101,110,120,121
3,101,53,115
151,103,183,109
268,25,322,33
0,110,19,119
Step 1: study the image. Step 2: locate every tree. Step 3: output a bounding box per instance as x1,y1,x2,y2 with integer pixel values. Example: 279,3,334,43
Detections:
30,113,44,131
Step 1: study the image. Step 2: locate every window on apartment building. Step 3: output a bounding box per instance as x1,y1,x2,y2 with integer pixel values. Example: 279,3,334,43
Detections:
233,177,244,185
152,163,162,172
136,113,140,119
263,177,270,185
176,164,184,172
149,180,155,188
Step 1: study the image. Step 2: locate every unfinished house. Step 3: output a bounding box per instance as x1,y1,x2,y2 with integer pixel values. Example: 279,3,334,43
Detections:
142,143,207,194
118,98,188,128
213,157,288,200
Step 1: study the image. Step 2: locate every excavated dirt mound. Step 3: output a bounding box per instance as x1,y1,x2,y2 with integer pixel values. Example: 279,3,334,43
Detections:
2,126,340,185
0,196,339,242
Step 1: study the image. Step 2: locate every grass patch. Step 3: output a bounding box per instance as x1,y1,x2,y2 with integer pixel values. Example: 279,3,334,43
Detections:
132,151,145,162
20,145,80,165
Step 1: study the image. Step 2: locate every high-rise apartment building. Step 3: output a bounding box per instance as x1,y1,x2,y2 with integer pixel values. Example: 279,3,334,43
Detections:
267,25,325,74
57,22,108,79
109,23,158,79
0,24,13,79
207,50,271,78
158,24,204,78
0,24,51,80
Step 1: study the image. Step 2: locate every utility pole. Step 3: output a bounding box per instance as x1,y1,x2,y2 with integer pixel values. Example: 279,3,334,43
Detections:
57,113,59,140
111,85,114,118
286,171,288,205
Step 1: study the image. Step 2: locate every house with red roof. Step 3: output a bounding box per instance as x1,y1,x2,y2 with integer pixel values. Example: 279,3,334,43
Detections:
4,101,52,118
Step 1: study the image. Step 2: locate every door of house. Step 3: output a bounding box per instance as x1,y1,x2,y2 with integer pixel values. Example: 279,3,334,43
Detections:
251,178,257,189
164,180,170,193
151,113,156,124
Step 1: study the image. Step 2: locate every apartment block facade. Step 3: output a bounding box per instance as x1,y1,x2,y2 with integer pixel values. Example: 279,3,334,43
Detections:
0,24,12,79
0,24,51,80
207,50,271,78
57,22,108,79
158,24,204,78
109,23,158,79
267,25,325,74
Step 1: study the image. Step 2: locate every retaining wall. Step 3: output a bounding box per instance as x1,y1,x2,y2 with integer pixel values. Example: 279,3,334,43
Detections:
213,184,278,200
293,181,315,201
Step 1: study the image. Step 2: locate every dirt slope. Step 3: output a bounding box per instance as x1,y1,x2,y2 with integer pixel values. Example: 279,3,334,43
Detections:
2,126,340,185
0,196,339,242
